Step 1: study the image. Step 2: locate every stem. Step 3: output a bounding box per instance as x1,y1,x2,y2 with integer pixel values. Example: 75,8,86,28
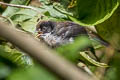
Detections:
0,1,41,13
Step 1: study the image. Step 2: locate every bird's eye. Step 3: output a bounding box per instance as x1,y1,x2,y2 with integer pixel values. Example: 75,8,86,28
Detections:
42,26,46,30
42,26,48,32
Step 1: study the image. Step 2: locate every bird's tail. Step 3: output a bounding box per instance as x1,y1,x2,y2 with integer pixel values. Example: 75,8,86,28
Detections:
87,30,110,47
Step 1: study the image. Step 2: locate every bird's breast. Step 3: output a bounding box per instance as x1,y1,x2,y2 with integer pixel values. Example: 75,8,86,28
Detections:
39,32,74,47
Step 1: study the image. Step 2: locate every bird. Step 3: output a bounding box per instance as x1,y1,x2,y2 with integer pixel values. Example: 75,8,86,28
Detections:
35,20,111,61
36,20,109,48
35,20,110,61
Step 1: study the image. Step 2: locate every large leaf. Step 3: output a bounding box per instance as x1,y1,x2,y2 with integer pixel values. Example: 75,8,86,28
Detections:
76,0,119,25
95,6,120,80
96,6,120,49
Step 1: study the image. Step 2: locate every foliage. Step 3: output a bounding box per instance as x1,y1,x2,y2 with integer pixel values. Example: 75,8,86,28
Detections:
76,0,119,25
0,0,120,80
96,6,120,80
8,65,58,80
96,6,120,49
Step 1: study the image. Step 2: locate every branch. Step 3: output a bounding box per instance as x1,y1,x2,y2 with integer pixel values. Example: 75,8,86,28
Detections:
0,21,95,80
0,1,41,13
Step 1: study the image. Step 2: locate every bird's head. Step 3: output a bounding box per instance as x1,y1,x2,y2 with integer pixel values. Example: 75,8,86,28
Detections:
36,21,55,34
35,21,58,47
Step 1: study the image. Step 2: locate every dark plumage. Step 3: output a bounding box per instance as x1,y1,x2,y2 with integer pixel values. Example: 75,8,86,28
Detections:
36,20,110,61
36,20,109,47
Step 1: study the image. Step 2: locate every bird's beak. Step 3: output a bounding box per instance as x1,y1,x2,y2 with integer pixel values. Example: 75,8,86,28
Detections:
35,34,41,38
35,31,43,38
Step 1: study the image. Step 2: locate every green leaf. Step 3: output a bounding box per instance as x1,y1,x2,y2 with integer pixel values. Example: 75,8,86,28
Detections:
10,9,38,22
8,65,58,80
96,6,120,49
19,14,41,33
8,8,41,33
95,6,120,80
76,0,119,25
40,3,67,18
68,16,92,26
0,44,33,67
79,52,108,67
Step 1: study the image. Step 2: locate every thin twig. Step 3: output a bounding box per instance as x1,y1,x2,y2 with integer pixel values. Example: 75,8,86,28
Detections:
0,1,41,13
